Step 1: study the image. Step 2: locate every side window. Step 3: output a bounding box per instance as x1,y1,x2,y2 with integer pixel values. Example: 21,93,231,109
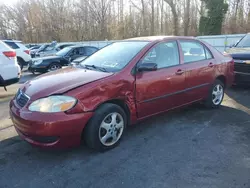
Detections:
4,42,19,49
141,41,180,69
205,47,213,59
180,41,206,63
79,47,85,55
71,48,80,55
85,47,98,56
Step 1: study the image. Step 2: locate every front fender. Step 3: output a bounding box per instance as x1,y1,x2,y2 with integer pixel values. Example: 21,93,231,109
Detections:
66,77,137,124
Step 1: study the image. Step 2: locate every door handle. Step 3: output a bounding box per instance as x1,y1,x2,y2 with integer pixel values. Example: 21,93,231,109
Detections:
208,62,214,67
175,69,185,75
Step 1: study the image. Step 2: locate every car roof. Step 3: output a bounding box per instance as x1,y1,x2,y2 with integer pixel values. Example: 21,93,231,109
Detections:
125,36,195,42
70,45,99,49
2,39,22,43
56,43,76,46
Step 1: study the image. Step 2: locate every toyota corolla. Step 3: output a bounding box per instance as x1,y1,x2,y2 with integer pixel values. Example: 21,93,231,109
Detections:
9,36,234,151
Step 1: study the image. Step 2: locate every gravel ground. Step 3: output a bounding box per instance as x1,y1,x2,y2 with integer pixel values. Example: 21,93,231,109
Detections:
0,74,250,188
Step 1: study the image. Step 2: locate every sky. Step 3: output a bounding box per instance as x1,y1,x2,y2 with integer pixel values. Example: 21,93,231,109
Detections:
0,0,18,5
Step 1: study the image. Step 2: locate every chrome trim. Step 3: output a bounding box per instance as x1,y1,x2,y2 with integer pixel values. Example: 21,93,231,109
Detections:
15,89,30,107
234,71,250,75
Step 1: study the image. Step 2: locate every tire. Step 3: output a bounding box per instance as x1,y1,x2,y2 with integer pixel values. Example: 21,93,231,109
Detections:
204,79,225,108
48,63,62,72
17,58,24,70
84,103,127,152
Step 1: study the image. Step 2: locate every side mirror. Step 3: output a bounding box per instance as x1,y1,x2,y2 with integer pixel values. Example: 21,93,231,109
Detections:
137,63,157,72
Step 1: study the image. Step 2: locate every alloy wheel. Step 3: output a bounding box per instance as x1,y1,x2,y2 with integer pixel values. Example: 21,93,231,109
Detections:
49,64,61,71
99,112,124,146
212,84,224,105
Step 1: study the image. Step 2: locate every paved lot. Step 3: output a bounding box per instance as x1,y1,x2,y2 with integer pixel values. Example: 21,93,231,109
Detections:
0,73,250,188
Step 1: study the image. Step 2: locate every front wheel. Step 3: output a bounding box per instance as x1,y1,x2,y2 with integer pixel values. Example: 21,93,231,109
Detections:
84,103,127,152
48,63,61,72
204,80,225,108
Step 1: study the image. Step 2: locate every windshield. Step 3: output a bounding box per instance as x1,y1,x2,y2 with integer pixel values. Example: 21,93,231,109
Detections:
236,34,250,47
55,47,72,56
37,44,49,51
80,41,149,72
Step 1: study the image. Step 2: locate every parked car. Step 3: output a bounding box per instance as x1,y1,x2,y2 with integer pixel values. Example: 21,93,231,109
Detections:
70,48,99,66
2,40,32,70
26,44,39,49
226,33,250,85
29,45,41,50
70,56,88,67
28,45,99,73
10,36,234,151
35,43,76,58
29,45,42,58
30,44,49,58
0,41,21,90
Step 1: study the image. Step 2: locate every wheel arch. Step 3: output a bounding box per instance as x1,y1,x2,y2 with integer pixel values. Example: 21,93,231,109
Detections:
216,75,226,86
81,98,131,144
0,74,5,86
47,61,62,68
17,56,25,62
95,99,131,125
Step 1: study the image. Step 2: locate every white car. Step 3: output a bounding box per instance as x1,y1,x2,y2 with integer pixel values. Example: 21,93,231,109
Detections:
35,43,75,57
2,40,32,70
0,41,21,90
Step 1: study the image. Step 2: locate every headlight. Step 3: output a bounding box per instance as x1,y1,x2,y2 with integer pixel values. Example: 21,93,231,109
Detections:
33,60,43,65
28,96,77,113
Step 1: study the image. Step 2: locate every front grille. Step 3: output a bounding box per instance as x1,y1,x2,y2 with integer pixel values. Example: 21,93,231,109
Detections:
15,89,30,108
234,63,250,74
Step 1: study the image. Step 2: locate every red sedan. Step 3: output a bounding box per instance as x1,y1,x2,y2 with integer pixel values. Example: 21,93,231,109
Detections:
9,36,234,151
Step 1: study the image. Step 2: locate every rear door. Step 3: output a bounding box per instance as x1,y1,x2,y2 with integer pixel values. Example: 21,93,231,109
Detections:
178,40,215,102
135,40,187,118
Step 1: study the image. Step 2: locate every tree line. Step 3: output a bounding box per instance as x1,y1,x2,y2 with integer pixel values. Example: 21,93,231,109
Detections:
0,0,249,43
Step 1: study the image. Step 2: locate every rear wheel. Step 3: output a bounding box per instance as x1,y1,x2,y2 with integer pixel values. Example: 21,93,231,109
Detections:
204,79,225,108
84,103,127,152
48,63,61,72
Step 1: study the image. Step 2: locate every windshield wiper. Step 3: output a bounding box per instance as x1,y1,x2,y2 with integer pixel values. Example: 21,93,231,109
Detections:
82,64,108,72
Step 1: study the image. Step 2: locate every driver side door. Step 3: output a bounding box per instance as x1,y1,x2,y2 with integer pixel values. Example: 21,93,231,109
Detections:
70,48,82,61
135,40,187,118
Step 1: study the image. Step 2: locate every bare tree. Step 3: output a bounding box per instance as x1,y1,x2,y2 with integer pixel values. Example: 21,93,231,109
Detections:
163,0,179,35
0,0,248,43
150,0,155,35
184,0,191,36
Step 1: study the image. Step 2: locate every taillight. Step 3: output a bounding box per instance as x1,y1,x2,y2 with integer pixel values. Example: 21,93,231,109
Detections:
3,51,16,58
24,50,30,55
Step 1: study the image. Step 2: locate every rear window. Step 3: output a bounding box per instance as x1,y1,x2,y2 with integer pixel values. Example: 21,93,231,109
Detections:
180,41,206,63
4,41,19,49
0,41,12,50
15,42,28,49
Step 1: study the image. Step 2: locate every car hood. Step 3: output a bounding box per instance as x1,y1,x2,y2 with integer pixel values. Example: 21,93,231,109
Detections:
21,67,114,100
32,56,61,61
226,47,250,60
